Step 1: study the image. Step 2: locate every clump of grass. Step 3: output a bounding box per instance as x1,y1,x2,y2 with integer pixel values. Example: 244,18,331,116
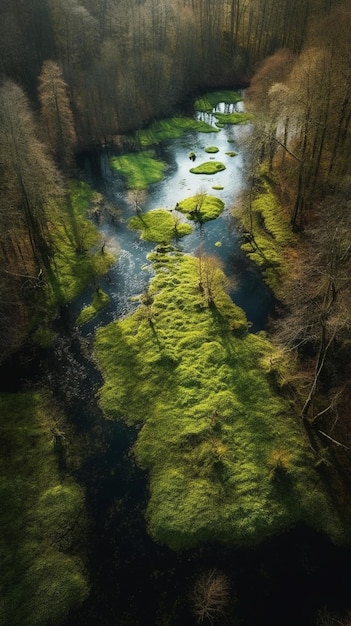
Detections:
95,246,345,550
195,90,242,113
214,112,253,125
110,150,168,189
205,146,219,153
177,195,224,222
190,162,226,175
129,208,192,243
0,393,88,625
76,289,110,326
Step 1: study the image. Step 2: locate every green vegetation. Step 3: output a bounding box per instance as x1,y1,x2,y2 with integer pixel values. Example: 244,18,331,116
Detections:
204,146,219,153
212,185,224,190
138,116,218,148
95,248,344,551
239,172,296,289
190,161,226,175
225,151,238,157
194,90,243,112
129,208,192,243
76,288,110,326
110,150,168,188
214,112,253,125
0,393,88,625
49,181,114,305
177,195,224,222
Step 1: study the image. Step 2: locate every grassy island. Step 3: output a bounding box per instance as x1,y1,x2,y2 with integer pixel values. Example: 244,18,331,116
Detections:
177,194,224,222
129,208,192,243
190,161,226,175
95,245,343,551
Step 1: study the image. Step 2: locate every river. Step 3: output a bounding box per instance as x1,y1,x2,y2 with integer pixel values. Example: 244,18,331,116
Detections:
75,98,273,333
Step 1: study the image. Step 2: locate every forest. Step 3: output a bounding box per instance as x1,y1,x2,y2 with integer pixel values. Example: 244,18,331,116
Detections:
1,0,351,624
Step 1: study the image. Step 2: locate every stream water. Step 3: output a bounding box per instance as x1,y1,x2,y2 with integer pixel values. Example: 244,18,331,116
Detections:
75,99,273,333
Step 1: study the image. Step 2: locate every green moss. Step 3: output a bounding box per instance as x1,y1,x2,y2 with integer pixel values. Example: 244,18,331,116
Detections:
204,146,219,153
190,161,226,175
238,174,296,290
177,195,224,222
129,208,192,243
214,112,253,125
0,393,88,625
110,150,168,189
95,250,345,551
49,181,114,305
76,289,110,326
138,116,218,148
194,90,243,113
212,185,224,190
225,151,238,157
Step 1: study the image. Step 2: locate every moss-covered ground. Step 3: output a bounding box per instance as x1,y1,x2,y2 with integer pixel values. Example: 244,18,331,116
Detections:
0,393,88,625
177,195,224,222
137,116,218,148
194,90,243,113
214,111,254,125
49,181,114,305
204,146,219,153
238,172,296,290
190,161,226,175
76,288,110,326
110,150,168,189
129,208,192,243
95,230,345,550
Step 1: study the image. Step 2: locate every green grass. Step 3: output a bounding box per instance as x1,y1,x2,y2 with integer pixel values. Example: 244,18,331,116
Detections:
214,112,253,125
110,150,168,189
0,393,88,625
95,249,345,550
138,116,218,148
190,161,226,175
177,195,224,222
76,288,110,326
129,208,192,243
194,90,243,113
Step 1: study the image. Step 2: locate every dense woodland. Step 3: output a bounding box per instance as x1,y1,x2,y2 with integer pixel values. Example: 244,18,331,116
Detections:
1,0,351,624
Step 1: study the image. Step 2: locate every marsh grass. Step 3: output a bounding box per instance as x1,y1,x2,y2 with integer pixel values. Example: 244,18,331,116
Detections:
129,208,192,243
110,150,168,188
0,393,88,625
95,242,343,550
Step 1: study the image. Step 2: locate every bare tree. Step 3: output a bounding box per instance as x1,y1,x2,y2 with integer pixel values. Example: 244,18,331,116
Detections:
192,569,230,624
